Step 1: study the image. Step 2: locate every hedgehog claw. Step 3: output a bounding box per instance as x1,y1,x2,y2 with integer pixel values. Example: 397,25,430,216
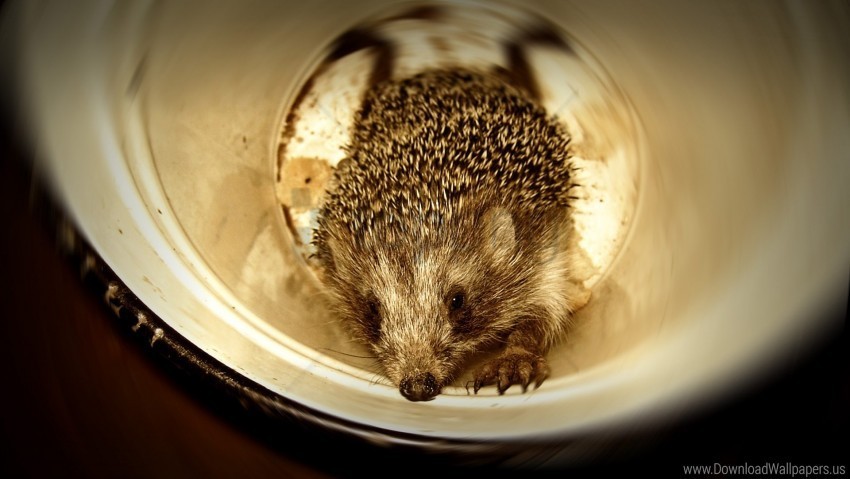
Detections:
518,361,533,392
473,349,548,395
535,367,549,390
472,361,497,394
473,377,485,394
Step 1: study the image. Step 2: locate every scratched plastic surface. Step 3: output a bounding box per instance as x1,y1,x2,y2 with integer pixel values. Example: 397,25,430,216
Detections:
10,0,849,456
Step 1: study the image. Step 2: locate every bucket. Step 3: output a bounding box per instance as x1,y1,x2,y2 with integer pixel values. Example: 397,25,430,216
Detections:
7,0,849,464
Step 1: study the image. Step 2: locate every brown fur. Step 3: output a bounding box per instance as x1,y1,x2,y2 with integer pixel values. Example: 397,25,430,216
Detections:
314,68,584,401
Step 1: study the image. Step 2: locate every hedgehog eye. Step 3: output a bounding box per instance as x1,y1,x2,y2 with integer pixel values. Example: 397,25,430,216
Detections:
450,293,465,311
367,298,380,317
447,289,465,312
447,287,482,335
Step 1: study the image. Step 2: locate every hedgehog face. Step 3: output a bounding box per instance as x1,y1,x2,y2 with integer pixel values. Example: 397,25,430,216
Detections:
356,246,490,402
322,208,526,401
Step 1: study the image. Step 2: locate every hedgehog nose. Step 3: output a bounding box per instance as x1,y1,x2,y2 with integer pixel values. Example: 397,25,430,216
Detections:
399,373,440,401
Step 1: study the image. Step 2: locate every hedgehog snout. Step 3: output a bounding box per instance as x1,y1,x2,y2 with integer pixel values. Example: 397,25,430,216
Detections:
399,372,440,402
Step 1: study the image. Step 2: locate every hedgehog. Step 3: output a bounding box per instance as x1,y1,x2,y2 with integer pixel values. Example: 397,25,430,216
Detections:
313,68,588,401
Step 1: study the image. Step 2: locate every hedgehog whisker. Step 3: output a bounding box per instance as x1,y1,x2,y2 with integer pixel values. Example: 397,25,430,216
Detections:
369,372,393,387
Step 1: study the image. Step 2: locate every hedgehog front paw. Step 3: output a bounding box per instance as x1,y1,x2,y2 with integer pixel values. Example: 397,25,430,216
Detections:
472,347,549,394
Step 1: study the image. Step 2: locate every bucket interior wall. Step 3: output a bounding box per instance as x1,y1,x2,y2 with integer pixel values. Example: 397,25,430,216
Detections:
14,0,850,441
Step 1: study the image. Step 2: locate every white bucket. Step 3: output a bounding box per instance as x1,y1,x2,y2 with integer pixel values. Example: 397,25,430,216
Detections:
7,0,849,462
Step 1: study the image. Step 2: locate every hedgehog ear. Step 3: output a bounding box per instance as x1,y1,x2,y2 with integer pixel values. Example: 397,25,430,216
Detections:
481,207,516,262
